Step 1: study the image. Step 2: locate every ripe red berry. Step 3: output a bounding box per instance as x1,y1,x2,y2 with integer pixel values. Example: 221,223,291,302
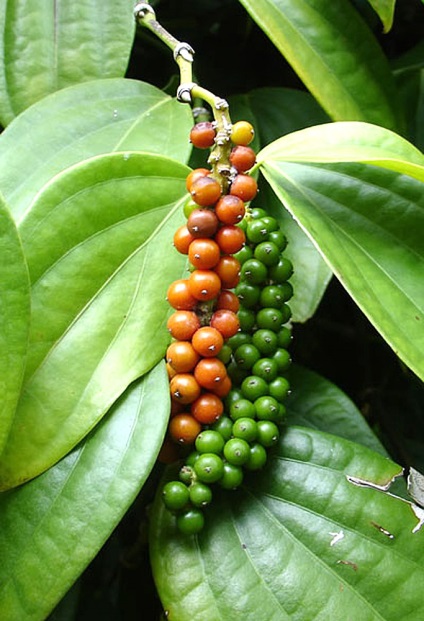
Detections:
214,255,241,289
188,238,221,270
191,326,224,357
187,208,219,238
194,358,228,391
215,194,246,225
210,374,232,398
216,289,240,313
186,168,210,192
191,392,224,424
188,270,222,301
229,145,256,172
167,311,201,340
210,309,240,339
190,176,222,207
173,225,195,254
214,225,246,254
170,373,201,404
166,341,200,373
190,122,216,149
230,174,258,202
168,413,202,443
167,279,198,311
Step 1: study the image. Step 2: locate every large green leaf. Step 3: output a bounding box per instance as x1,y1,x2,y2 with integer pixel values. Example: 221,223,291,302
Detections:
260,161,424,381
0,361,170,621
151,369,424,620
0,196,30,454
257,121,424,178
0,78,193,222
257,122,424,381
0,152,189,490
238,0,403,131
0,0,135,126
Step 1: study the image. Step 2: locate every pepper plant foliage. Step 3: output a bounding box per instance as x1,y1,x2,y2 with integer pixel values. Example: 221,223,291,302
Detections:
0,0,423,619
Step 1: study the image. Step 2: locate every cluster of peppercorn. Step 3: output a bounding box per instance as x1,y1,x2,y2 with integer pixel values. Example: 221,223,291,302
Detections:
160,119,293,535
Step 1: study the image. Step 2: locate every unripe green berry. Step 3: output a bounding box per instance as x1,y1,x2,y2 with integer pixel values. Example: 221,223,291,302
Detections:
195,430,225,454
256,307,284,332
189,482,213,507
272,348,291,372
176,507,205,535
211,415,234,441
257,420,280,447
162,480,190,512
251,357,279,382
251,329,278,355
234,343,261,370
241,375,269,401
230,398,256,420
254,241,280,266
254,395,282,422
269,376,290,401
219,462,244,489
232,417,258,442
237,307,256,332
240,258,268,285
245,442,268,470
194,453,225,483
179,465,195,485
223,437,251,465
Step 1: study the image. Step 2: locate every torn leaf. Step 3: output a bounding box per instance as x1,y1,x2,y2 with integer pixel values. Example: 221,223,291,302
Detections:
407,467,424,508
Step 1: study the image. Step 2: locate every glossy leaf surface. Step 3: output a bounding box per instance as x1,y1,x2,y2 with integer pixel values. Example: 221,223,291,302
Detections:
238,0,403,131
0,197,30,454
260,161,424,381
0,78,193,222
258,121,424,177
287,365,387,455
151,367,424,620
0,362,170,621
0,152,188,490
258,121,424,380
0,0,135,125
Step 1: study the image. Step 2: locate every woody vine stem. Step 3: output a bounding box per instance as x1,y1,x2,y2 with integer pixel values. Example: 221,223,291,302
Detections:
134,2,234,191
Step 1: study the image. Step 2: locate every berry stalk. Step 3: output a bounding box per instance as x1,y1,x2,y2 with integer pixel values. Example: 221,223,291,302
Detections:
134,5,293,536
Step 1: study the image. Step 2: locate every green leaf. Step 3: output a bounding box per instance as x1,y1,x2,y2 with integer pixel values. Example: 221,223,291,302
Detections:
0,196,30,454
0,361,170,621
287,365,387,455
0,0,135,125
150,423,424,621
237,0,403,131
260,160,424,382
257,121,424,179
367,0,396,33
0,152,189,490
0,78,193,222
